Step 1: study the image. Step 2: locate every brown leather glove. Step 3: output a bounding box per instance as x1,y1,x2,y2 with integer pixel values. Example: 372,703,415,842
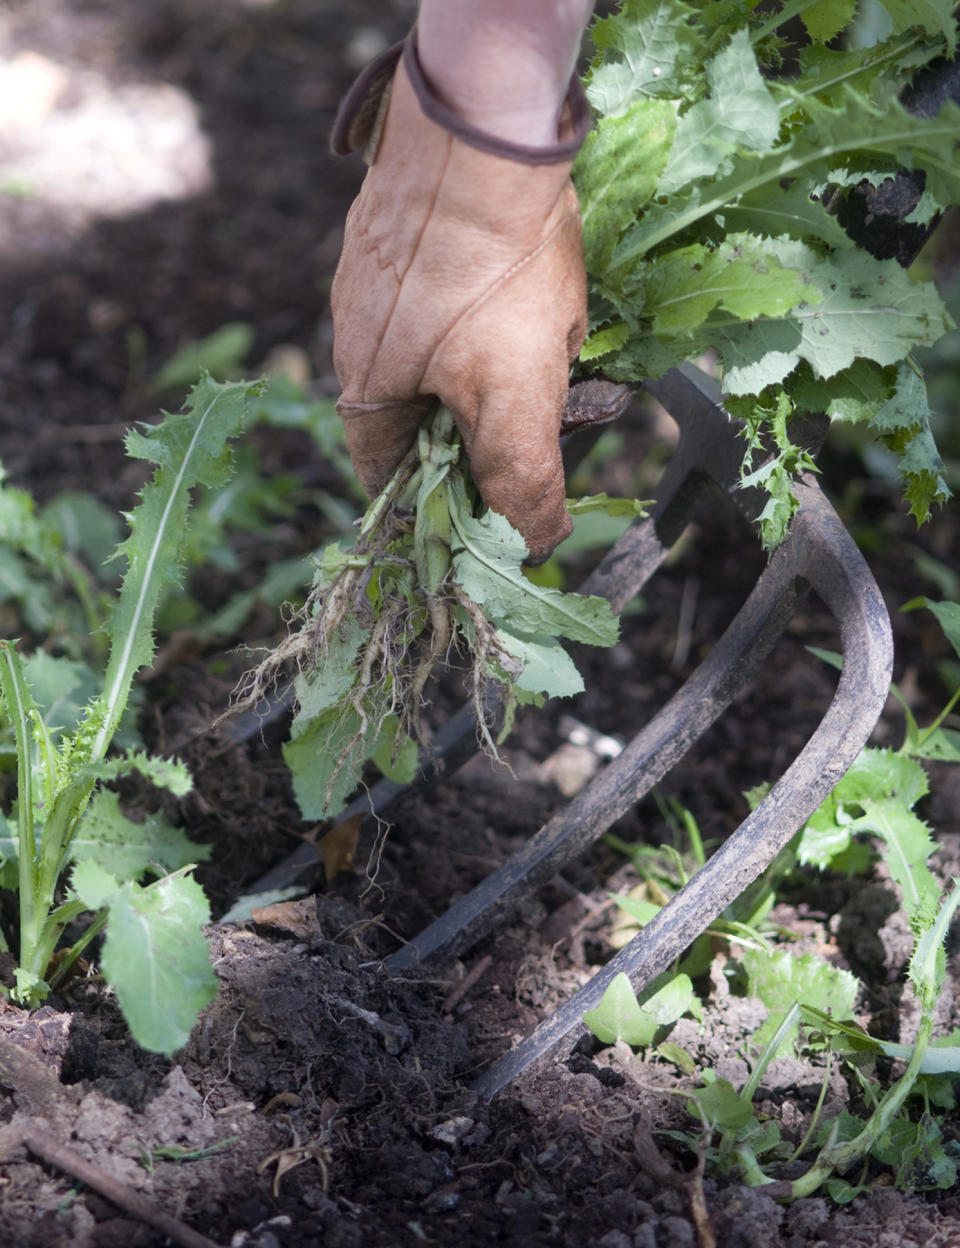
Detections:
330,33,591,562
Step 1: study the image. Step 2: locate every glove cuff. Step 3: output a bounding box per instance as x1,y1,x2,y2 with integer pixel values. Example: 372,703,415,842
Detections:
331,29,591,166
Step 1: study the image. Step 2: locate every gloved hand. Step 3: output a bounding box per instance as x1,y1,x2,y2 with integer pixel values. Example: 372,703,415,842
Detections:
330,33,591,562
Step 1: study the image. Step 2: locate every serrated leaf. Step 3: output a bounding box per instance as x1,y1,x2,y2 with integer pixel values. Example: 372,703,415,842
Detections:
576,98,677,273
788,359,896,425
800,0,857,43
87,377,259,766
741,947,859,1057
910,879,960,995
714,244,952,393
615,91,960,267
644,234,816,336
827,748,941,927
70,789,207,880
71,861,217,1055
879,0,957,53
83,750,193,797
579,320,630,362
657,29,780,196
449,482,619,648
585,0,701,114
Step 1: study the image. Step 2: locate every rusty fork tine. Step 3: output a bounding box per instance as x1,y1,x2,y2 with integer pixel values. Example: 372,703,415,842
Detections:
471,476,893,1099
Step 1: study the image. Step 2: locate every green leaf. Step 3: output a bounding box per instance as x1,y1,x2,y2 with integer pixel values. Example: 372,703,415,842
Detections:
370,716,420,785
149,323,254,393
788,359,895,426
658,29,780,196
84,376,259,765
283,703,374,821
615,91,960,268
566,494,647,519
912,599,960,663
740,947,860,1057
800,0,857,43
579,321,630,362
869,363,951,523
70,789,207,880
584,970,694,1046
83,750,193,797
20,652,100,737
584,0,701,114
910,879,960,997
714,245,953,394
493,630,586,700
691,1077,755,1130
576,99,677,273
71,861,217,1055
828,749,940,929
878,0,957,53
41,491,123,575
449,482,619,648
643,234,816,336
293,615,369,723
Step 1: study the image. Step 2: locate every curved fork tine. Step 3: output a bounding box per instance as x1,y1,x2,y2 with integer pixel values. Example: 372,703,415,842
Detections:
471,476,892,1099
386,471,878,975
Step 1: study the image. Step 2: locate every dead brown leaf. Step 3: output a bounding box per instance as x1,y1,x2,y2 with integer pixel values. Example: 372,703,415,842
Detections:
316,812,363,881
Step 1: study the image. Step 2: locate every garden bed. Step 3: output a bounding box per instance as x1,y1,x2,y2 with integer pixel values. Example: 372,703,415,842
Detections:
1,3,959,1246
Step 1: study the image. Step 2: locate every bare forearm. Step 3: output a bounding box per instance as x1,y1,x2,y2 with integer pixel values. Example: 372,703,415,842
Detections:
417,0,595,145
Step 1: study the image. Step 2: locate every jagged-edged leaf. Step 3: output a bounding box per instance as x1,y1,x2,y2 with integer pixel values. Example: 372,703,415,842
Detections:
658,29,781,196
70,788,208,879
800,0,857,44
615,91,960,266
576,98,676,273
86,376,260,766
585,0,701,114
714,244,952,392
643,234,816,336
741,947,859,1057
879,0,957,53
82,750,193,797
869,363,952,522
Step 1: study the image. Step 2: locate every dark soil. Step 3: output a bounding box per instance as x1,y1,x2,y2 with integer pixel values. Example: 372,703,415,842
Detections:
2,4,960,1247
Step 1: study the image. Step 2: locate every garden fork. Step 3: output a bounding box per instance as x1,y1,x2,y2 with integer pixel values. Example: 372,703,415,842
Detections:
249,363,893,1095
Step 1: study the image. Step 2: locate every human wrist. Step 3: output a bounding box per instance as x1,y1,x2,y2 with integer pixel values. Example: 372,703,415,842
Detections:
416,0,593,147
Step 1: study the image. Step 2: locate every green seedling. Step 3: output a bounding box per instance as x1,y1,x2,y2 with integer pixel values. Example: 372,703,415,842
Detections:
575,0,958,546
235,406,640,821
587,592,960,1199
0,376,261,1053
138,1136,239,1172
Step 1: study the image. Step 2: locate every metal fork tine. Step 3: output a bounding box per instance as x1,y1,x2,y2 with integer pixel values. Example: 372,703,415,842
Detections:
471,475,892,1098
